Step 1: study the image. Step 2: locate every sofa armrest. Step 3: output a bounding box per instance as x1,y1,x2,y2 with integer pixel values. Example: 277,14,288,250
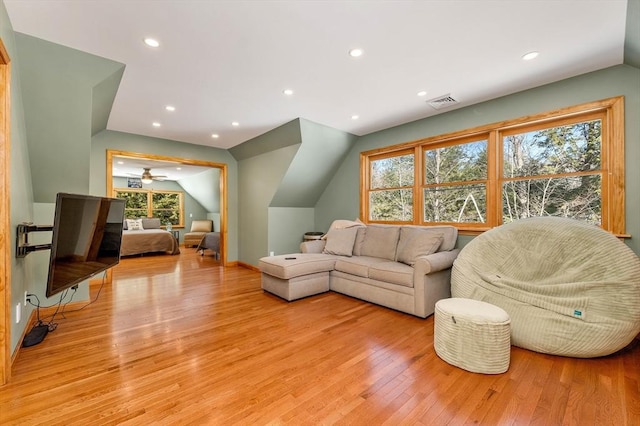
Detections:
412,249,461,318
300,240,326,253
413,249,461,276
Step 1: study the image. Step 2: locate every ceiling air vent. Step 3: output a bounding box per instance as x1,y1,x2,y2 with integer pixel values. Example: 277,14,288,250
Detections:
426,94,459,110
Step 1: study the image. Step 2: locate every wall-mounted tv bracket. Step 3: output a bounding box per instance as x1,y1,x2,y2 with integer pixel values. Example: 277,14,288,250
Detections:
16,223,53,258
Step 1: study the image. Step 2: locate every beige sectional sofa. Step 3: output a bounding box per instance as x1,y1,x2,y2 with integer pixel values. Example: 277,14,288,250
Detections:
259,223,460,318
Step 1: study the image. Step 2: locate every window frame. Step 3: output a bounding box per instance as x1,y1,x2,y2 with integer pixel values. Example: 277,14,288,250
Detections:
364,148,416,223
421,133,493,230
114,188,185,228
360,96,626,237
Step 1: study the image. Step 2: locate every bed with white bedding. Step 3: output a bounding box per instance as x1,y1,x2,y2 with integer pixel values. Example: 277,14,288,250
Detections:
120,218,180,257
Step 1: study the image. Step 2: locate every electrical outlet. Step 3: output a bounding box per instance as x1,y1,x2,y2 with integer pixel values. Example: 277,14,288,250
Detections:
24,291,28,306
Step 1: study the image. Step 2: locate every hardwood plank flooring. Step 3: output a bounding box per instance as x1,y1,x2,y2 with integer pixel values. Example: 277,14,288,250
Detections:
1,250,638,425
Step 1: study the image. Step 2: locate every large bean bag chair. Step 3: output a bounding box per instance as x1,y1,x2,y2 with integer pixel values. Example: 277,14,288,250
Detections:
451,217,640,358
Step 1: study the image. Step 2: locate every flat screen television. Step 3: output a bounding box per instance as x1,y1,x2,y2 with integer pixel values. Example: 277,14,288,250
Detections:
46,193,126,298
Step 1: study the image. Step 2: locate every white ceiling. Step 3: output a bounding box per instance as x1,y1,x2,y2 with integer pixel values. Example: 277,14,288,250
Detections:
4,0,628,150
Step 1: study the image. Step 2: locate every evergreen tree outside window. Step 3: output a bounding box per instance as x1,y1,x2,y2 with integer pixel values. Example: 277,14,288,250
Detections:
115,189,184,227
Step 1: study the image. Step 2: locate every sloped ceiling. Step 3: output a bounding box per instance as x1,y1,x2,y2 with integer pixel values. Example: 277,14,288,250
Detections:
16,33,125,202
624,0,640,68
270,119,357,208
178,168,221,213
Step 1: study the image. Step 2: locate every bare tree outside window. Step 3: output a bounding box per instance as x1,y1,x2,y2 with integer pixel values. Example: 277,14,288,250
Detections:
502,120,602,225
361,97,623,234
369,153,414,221
423,140,487,223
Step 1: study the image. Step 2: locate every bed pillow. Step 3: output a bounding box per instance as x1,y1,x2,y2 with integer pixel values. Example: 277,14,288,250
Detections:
396,227,443,266
126,219,144,231
141,218,161,229
322,227,359,256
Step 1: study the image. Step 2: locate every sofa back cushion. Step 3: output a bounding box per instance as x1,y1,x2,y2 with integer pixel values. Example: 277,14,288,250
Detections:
359,225,401,260
352,227,367,256
395,227,443,265
322,227,359,256
410,225,457,251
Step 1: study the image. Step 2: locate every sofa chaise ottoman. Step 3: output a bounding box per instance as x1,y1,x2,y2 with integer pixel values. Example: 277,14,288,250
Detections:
259,254,336,301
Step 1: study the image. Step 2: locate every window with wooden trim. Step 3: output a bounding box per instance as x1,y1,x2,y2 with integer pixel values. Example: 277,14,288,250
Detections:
368,150,414,222
423,136,489,224
361,97,625,236
114,188,184,227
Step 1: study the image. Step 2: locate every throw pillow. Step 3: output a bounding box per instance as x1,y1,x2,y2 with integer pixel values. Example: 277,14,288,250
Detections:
322,227,359,256
321,219,365,240
396,227,443,265
126,218,144,231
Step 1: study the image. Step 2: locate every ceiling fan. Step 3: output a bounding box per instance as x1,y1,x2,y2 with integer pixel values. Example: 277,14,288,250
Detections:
129,168,167,184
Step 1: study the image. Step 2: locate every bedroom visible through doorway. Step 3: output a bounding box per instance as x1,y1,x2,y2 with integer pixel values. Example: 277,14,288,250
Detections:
106,149,228,265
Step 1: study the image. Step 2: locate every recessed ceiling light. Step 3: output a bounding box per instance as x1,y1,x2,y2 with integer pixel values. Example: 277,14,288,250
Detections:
144,38,160,48
417,91,428,97
522,51,539,61
283,89,294,96
211,133,219,139
152,122,161,127
176,167,182,171
232,122,239,127
349,48,364,58
351,115,359,120
165,105,175,111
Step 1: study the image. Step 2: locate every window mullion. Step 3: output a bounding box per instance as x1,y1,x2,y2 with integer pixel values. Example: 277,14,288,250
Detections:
414,145,423,225
147,192,153,218
489,130,500,228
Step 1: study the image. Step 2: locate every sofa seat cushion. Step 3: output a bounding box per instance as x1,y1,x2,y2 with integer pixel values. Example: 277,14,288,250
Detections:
369,261,415,288
259,254,337,280
334,256,390,278
330,271,415,296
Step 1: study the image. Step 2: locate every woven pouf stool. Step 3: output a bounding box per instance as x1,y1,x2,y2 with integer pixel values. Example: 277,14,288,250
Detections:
434,298,511,374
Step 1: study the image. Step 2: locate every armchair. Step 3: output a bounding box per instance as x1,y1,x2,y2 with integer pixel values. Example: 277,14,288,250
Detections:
184,220,213,247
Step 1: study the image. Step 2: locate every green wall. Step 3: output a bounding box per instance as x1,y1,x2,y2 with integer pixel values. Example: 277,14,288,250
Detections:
270,118,357,207
238,144,299,264
1,2,37,354
91,130,239,261
15,33,124,203
315,64,640,254
233,118,356,264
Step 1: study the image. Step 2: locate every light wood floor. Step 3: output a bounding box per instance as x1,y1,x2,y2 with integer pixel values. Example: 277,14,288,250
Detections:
2,250,639,425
